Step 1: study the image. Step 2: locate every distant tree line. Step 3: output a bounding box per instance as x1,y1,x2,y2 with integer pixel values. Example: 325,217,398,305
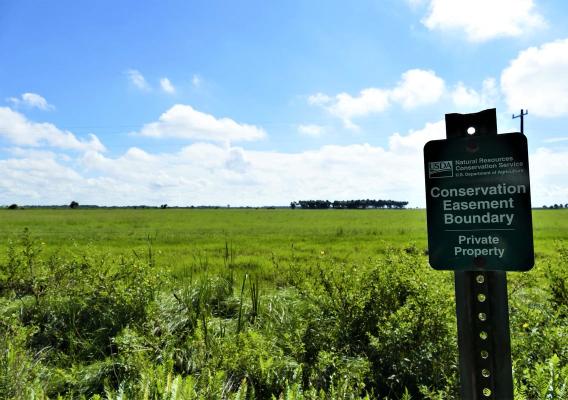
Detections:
291,199,409,209
4,203,287,210
542,203,568,209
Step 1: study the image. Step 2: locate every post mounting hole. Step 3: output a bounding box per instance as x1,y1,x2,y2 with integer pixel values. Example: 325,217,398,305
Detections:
467,126,476,135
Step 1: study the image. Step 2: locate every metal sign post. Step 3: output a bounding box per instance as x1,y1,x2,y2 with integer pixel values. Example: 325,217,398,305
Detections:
423,109,534,399
454,270,513,399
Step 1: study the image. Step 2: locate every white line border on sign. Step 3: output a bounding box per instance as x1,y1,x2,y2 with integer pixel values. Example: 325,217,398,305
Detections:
444,229,516,232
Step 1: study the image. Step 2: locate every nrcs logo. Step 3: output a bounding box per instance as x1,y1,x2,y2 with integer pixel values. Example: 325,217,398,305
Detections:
429,161,453,178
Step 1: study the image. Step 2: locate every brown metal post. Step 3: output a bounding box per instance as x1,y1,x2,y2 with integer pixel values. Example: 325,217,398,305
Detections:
446,109,514,400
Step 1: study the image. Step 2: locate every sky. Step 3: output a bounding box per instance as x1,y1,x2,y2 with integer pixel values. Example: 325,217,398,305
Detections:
1,0,568,207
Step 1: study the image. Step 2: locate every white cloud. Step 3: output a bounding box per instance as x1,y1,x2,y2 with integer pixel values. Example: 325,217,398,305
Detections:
1,119,567,208
160,77,176,94
0,120,444,207
451,78,499,111
391,69,445,109
0,107,106,152
192,74,202,88
137,104,266,143
309,69,444,129
7,93,54,110
126,69,150,90
298,124,325,137
225,147,250,172
543,137,568,144
530,147,568,206
501,38,568,117
388,120,445,153
0,152,84,202
330,89,391,129
64,139,434,206
406,0,426,9
421,0,545,42
307,93,332,106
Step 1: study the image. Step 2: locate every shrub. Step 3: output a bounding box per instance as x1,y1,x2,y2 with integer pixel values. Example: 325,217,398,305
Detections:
0,316,47,399
0,230,162,397
295,248,457,398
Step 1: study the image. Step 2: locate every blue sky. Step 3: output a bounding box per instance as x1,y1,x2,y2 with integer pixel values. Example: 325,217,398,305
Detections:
1,0,568,206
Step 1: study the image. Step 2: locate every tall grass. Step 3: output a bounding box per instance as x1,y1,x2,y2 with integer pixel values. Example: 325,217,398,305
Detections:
0,209,567,398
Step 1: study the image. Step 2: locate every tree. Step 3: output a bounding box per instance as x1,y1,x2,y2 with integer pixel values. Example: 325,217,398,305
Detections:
7,204,18,210
69,201,79,209
298,199,408,210
290,201,296,209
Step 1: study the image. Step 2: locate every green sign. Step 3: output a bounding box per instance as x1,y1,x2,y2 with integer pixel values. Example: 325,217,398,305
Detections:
424,132,534,271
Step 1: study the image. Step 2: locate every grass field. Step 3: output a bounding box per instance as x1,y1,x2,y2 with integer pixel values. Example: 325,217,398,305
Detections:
0,209,429,269
0,208,567,399
1,208,565,269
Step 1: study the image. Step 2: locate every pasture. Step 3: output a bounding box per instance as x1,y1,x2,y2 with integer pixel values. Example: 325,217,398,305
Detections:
0,209,429,271
0,208,567,399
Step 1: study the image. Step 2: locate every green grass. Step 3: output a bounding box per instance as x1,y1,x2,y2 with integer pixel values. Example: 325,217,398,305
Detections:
0,209,430,276
0,208,567,399
0,208,565,275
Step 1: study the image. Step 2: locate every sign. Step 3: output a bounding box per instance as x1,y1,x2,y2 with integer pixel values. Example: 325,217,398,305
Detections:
424,132,534,271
